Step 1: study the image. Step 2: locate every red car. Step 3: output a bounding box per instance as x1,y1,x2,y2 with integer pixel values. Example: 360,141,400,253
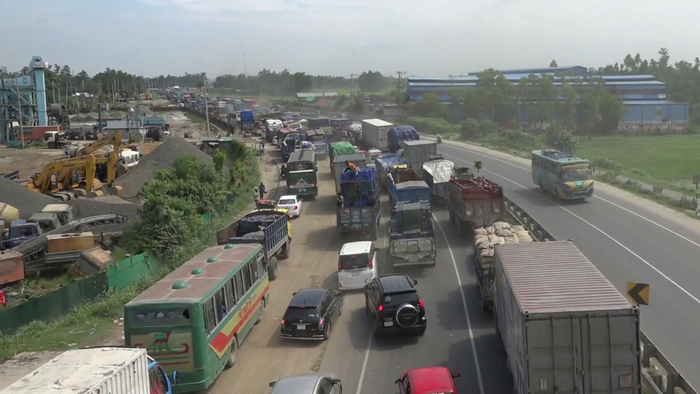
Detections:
395,366,461,394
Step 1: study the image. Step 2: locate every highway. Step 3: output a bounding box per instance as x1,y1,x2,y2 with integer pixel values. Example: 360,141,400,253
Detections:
436,140,700,388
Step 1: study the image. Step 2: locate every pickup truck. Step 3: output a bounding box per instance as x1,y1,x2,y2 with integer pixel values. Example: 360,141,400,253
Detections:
216,210,291,280
337,168,380,241
447,177,504,236
389,201,436,267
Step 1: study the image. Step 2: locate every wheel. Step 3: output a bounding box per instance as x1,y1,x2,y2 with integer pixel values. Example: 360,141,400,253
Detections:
279,241,290,260
267,257,279,281
338,301,344,316
225,337,238,368
323,319,332,340
256,298,265,324
372,320,383,339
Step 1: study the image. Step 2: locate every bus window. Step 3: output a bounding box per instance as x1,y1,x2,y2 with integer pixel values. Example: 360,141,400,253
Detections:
234,271,244,301
203,299,216,335
290,162,314,171
242,264,252,291
225,280,236,308
214,289,225,321
251,260,260,283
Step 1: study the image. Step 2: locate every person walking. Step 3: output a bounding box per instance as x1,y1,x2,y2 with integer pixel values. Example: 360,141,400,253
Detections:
258,182,267,200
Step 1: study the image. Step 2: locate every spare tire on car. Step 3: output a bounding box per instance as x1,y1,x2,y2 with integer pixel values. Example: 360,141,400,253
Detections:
396,304,419,328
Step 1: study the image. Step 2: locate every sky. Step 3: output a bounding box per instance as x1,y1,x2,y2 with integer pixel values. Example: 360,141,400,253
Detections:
1,0,699,78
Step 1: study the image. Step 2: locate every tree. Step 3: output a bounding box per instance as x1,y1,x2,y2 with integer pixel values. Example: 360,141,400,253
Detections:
357,71,387,92
543,121,578,153
408,92,449,120
549,60,558,67
558,83,578,127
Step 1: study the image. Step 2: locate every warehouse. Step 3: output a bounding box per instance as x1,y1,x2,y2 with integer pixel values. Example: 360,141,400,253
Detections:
406,66,689,130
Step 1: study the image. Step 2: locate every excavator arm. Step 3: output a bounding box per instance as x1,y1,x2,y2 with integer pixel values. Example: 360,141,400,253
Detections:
30,155,97,194
72,131,121,157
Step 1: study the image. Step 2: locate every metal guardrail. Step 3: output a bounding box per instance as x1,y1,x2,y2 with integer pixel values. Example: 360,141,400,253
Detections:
503,196,696,394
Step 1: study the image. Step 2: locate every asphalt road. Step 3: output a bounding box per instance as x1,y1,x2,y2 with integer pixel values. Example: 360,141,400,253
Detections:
436,140,700,389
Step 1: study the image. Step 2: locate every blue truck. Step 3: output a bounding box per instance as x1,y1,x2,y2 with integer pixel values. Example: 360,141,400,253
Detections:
241,110,255,131
215,210,291,281
306,129,329,158
337,168,380,241
389,201,436,267
373,153,408,191
387,168,431,204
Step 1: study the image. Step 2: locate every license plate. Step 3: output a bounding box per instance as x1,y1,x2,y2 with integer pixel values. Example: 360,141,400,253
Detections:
296,324,306,330
352,271,360,276
383,321,393,327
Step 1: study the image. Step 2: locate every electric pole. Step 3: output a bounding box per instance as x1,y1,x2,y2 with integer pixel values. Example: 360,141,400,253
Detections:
349,73,357,101
396,71,407,110
396,71,406,90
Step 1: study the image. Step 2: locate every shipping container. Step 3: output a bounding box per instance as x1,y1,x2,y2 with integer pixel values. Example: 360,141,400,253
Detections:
0,250,25,286
361,119,393,151
494,240,642,394
400,140,437,171
1,347,153,394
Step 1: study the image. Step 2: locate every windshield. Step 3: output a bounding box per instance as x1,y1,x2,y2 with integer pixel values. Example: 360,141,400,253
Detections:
561,164,592,182
392,238,434,254
131,308,191,326
289,162,314,171
278,198,296,205
339,254,370,270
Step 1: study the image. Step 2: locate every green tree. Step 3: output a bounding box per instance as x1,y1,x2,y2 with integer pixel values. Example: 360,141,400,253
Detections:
543,121,578,153
409,92,449,120
475,69,515,123
558,83,578,127
357,71,386,92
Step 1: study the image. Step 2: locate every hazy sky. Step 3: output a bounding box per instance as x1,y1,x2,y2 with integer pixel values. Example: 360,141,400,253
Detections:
2,0,698,78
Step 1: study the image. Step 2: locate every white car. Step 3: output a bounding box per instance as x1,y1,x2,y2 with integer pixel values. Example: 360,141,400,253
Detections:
276,195,303,217
337,241,378,291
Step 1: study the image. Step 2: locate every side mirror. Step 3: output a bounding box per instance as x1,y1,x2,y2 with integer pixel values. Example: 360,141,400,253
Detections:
172,371,179,384
413,279,418,285
451,372,461,379
269,381,276,388
292,292,297,296
395,379,402,385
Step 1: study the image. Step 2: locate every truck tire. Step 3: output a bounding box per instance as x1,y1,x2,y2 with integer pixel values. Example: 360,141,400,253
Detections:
267,257,279,281
279,241,291,260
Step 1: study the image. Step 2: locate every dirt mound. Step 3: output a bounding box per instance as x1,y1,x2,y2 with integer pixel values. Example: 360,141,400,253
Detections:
0,177,57,218
115,136,213,197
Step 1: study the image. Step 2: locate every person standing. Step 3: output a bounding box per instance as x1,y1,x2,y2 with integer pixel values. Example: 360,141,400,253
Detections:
258,182,267,200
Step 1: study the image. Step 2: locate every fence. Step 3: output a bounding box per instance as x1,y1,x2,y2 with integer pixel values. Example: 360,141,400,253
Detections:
504,197,696,394
106,253,160,291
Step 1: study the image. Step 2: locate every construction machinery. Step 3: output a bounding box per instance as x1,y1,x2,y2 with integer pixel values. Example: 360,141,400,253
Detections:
44,130,67,149
65,131,121,158
19,155,100,199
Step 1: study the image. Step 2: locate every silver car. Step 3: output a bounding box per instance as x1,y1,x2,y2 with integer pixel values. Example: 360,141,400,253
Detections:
269,373,343,394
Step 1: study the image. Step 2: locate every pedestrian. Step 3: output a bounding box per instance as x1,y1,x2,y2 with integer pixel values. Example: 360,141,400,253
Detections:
337,192,345,207
258,182,267,200
344,161,358,175
253,187,259,202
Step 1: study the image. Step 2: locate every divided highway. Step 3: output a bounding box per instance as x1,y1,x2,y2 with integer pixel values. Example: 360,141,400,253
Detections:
436,141,700,389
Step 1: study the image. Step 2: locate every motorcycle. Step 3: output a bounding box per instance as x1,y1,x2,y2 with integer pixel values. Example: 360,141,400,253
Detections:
436,136,442,144
280,166,287,179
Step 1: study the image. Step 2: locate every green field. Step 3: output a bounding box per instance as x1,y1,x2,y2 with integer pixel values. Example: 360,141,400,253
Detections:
576,134,700,193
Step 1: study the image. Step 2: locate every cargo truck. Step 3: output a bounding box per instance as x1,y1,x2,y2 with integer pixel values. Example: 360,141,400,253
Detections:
305,129,329,158
216,210,291,281
337,167,380,241
447,177,504,236
387,167,430,204
389,201,436,267
361,119,393,151
241,110,255,131
421,158,455,203
400,140,438,171
0,347,176,394
373,153,408,190
388,125,419,152
332,153,367,193
494,240,641,394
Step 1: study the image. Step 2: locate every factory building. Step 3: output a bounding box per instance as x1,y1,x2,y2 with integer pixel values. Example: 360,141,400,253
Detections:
407,66,689,132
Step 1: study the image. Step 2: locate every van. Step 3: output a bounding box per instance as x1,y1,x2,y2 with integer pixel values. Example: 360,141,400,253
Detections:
337,241,378,291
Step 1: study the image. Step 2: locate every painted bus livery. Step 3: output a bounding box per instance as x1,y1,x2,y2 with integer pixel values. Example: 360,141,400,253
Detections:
531,149,594,200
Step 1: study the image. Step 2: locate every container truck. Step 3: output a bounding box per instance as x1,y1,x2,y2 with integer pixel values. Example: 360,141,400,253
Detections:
332,153,367,193
361,119,393,151
240,110,255,131
337,168,380,241
389,201,436,267
0,347,176,394
307,117,331,128
216,210,291,281
387,167,430,204
447,177,504,236
373,153,408,190
388,125,419,152
400,140,438,171
494,240,641,394
421,158,455,203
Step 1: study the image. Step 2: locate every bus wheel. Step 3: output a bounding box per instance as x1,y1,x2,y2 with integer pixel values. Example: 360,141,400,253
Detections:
256,299,265,324
225,337,238,368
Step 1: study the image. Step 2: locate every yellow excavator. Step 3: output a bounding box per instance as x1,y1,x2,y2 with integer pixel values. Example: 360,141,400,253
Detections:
65,131,121,159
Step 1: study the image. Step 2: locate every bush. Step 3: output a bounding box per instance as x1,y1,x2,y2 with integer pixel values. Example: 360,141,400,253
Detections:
460,119,499,140
630,168,650,178
652,184,664,195
405,117,460,136
591,157,621,171
541,122,578,153
600,169,621,182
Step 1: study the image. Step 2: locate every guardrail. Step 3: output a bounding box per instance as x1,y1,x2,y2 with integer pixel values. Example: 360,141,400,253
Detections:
503,196,696,394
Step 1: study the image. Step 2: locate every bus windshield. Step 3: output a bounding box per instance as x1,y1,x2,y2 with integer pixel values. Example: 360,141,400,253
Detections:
289,162,314,171
561,164,592,182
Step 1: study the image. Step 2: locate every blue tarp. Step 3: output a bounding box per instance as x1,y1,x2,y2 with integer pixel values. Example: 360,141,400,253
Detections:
388,125,420,152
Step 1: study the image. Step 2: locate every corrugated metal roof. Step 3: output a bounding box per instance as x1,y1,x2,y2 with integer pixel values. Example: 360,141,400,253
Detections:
362,118,393,127
623,100,686,105
468,66,587,75
496,240,633,314
605,80,665,86
601,75,656,81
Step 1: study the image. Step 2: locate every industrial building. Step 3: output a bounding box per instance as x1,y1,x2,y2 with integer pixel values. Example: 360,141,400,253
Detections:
407,66,689,132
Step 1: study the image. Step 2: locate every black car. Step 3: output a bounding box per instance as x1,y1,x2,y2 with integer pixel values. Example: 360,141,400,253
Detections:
280,288,344,341
364,274,426,338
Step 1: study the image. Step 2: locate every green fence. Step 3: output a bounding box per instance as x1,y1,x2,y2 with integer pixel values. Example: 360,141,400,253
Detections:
107,254,160,291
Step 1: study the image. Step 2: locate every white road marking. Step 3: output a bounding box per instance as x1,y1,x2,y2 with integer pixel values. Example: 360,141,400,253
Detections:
440,150,700,305
433,214,486,394
355,332,373,394
440,145,700,249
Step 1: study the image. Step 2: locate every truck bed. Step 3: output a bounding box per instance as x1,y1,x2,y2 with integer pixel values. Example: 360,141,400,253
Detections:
447,177,504,228
217,210,289,260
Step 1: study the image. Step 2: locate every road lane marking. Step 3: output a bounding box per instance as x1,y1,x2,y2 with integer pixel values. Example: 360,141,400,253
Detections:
439,151,700,306
439,145,700,249
433,214,486,394
355,332,372,394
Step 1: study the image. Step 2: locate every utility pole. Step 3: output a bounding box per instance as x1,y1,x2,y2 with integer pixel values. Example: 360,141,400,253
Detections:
396,71,406,110
349,74,357,101
203,73,211,137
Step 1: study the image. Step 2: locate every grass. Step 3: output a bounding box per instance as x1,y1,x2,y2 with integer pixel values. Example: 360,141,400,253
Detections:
576,134,700,194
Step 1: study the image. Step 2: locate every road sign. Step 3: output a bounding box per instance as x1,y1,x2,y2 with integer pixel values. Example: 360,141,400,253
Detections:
626,282,649,305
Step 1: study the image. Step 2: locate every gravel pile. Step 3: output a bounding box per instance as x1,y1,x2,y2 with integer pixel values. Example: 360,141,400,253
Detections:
115,136,215,197
0,177,57,218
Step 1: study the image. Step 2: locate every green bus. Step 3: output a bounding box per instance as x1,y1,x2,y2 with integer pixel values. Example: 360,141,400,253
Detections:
286,148,318,197
531,149,594,200
124,243,270,393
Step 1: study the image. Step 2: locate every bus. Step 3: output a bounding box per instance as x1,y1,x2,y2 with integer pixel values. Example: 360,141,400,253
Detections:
123,243,269,393
531,149,594,200
286,149,318,197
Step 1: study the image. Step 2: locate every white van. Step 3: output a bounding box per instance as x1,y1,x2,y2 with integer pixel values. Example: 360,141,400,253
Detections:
337,241,378,291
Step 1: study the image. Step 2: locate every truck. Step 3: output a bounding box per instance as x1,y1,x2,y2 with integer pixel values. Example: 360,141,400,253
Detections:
240,110,255,131
388,125,419,152
361,119,393,151
389,201,436,267
387,167,430,204
421,158,455,203
494,240,641,394
305,129,329,158
0,347,177,394
307,117,331,128
400,140,438,171
337,167,380,241
373,153,408,190
447,177,504,236
216,210,291,281
330,117,353,131
329,141,357,165
332,153,366,193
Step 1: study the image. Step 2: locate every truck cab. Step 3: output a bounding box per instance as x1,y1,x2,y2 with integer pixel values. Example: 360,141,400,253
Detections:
41,204,75,226
27,213,62,233
4,220,43,248
148,356,178,394
44,131,67,149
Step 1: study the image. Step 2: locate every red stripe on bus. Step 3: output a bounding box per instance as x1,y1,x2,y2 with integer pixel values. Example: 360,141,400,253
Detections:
209,286,269,353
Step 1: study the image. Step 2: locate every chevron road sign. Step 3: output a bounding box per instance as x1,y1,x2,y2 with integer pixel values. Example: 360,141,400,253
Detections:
626,282,649,305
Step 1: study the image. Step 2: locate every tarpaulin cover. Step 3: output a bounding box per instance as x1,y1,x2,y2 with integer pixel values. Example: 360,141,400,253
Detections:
331,142,357,157
340,167,377,183
422,160,455,184
387,125,420,152
374,153,408,173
